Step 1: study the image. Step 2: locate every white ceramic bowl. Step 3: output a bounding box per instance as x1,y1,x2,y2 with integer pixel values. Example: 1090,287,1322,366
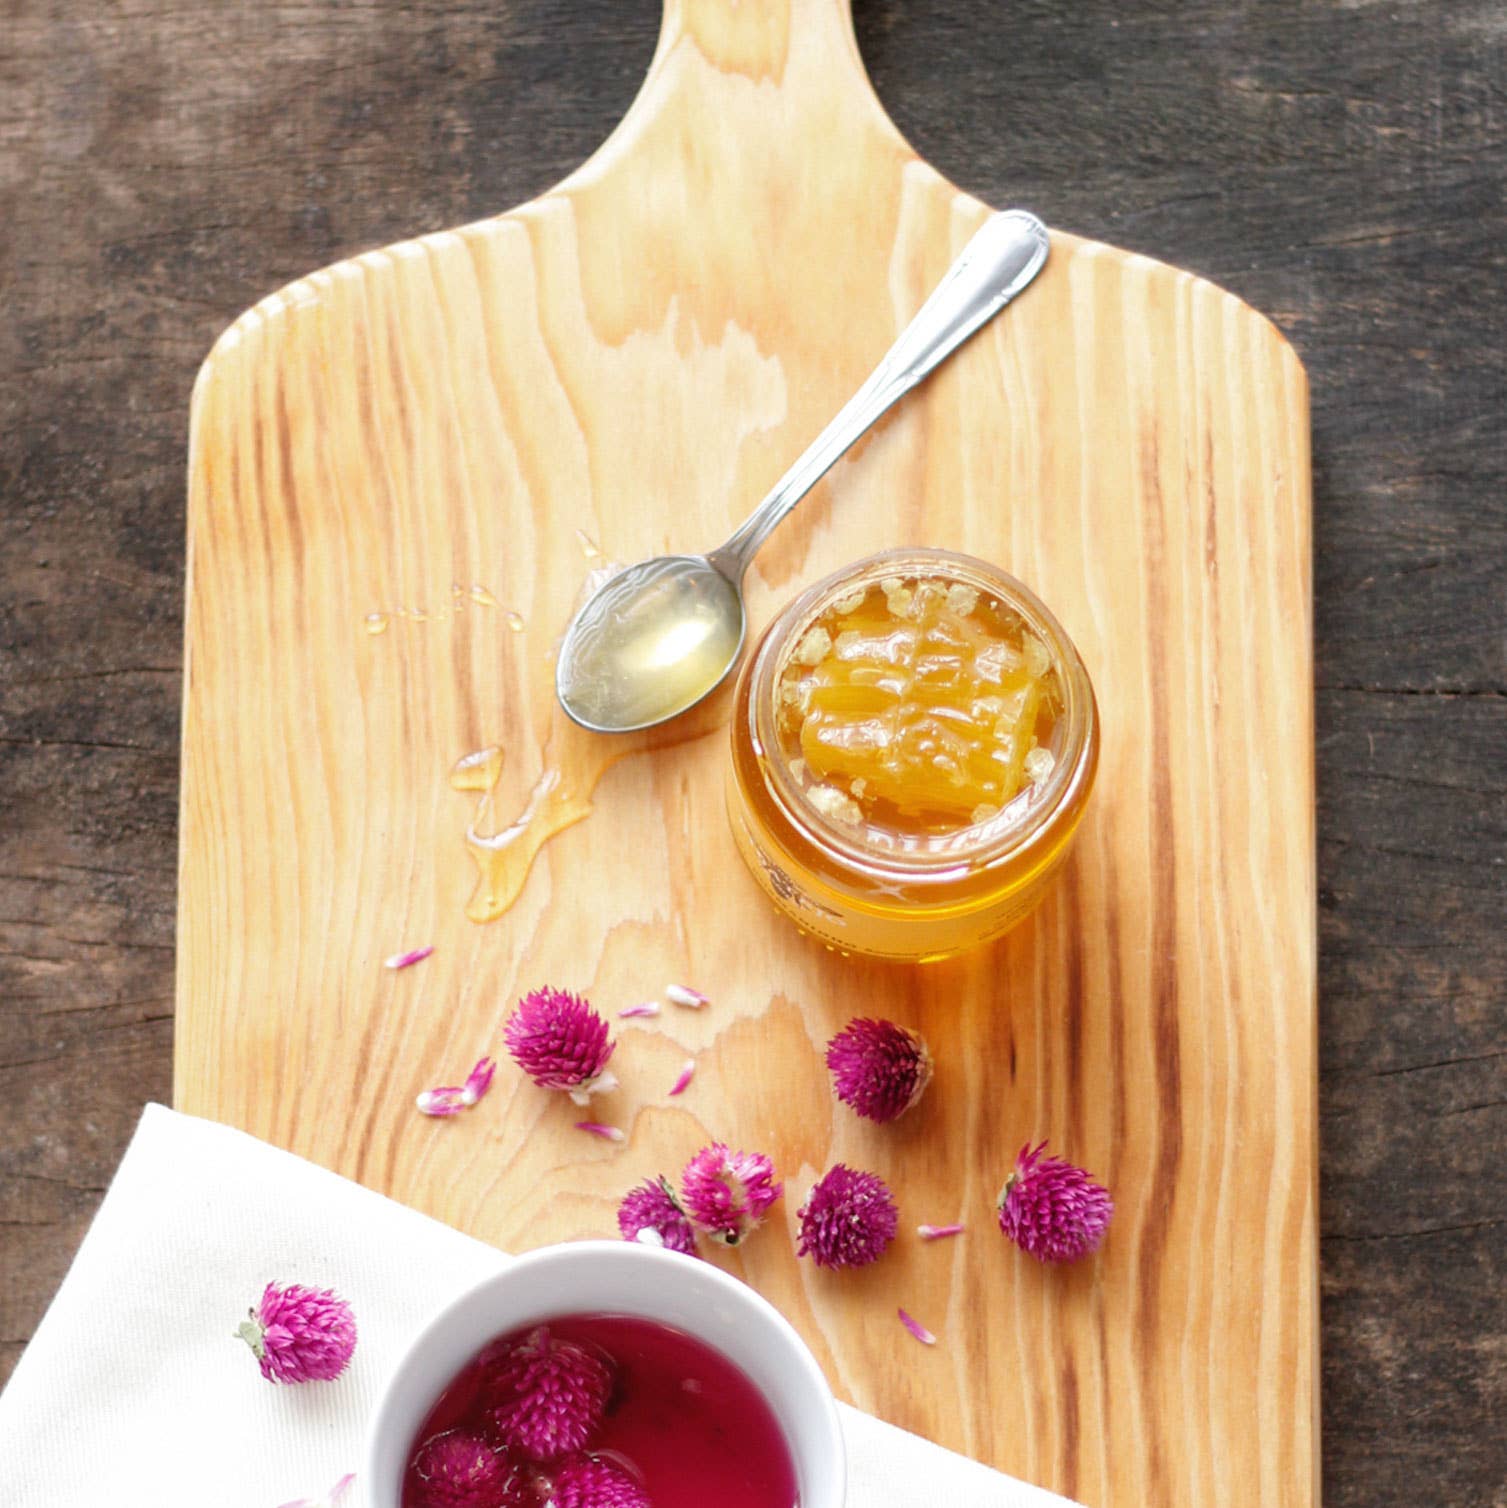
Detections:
364,1240,845,1506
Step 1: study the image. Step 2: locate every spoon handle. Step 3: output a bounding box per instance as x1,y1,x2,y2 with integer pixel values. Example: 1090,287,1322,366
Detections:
707,209,1050,582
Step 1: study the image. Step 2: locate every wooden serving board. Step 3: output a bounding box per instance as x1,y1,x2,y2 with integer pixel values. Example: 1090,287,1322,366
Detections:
175,1,1316,1503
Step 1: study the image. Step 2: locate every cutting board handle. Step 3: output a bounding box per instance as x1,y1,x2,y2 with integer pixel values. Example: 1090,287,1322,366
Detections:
657,0,856,72
616,0,910,159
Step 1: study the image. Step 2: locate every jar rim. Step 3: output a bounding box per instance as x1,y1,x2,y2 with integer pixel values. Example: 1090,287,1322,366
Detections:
746,548,1097,882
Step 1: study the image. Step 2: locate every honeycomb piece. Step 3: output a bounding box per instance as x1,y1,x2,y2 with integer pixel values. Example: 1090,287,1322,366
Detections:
779,579,1058,832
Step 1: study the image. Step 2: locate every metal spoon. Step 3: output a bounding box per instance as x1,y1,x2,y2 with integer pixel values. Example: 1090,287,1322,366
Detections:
555,209,1050,734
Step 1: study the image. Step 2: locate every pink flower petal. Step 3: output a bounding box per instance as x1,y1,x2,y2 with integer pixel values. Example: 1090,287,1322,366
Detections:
384,946,434,970
918,1222,966,1240
575,1121,625,1143
665,984,709,1009
415,1086,467,1116
668,1059,696,1097
275,1473,355,1508
618,1001,661,1019
461,1056,496,1105
418,1056,494,1116
898,1307,936,1346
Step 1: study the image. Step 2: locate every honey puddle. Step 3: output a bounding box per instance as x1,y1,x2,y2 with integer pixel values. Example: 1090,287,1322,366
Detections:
451,700,726,925
448,556,726,925
450,743,505,794
449,735,600,924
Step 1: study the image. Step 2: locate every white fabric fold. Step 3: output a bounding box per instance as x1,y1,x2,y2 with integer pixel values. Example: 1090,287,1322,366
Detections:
0,1105,1078,1508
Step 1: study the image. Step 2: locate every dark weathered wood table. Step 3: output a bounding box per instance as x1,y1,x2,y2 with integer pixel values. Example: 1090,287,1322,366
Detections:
1,2,1501,1502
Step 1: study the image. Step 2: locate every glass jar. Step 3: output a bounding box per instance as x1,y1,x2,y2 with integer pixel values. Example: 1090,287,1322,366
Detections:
726,548,1098,962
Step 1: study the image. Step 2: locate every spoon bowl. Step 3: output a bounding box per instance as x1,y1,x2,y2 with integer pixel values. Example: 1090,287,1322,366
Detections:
556,554,746,733
554,210,1050,734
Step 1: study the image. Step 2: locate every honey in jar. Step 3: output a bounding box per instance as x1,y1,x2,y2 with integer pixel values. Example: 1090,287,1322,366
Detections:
726,549,1098,961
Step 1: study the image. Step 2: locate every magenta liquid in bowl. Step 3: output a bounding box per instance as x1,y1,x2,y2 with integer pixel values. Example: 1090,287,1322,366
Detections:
366,1243,844,1508
404,1313,797,1508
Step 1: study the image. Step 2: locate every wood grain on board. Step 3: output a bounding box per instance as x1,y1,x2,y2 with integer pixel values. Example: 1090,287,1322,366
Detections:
173,1,1315,1504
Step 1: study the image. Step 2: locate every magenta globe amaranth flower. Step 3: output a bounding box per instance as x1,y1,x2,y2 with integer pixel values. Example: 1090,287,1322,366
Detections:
825,1017,932,1123
796,1164,899,1269
618,1176,698,1255
549,1456,650,1508
503,987,618,1104
480,1325,613,1461
996,1141,1113,1263
237,1281,357,1384
407,1429,527,1508
679,1143,782,1246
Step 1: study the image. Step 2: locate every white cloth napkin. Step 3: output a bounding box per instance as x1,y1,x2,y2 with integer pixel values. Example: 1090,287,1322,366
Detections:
0,1105,1078,1508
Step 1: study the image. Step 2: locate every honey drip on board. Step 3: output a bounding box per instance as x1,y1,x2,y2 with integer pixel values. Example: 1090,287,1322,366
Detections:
449,725,612,925
449,745,568,923
362,583,511,636
448,559,719,925
451,708,722,925
449,744,504,793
